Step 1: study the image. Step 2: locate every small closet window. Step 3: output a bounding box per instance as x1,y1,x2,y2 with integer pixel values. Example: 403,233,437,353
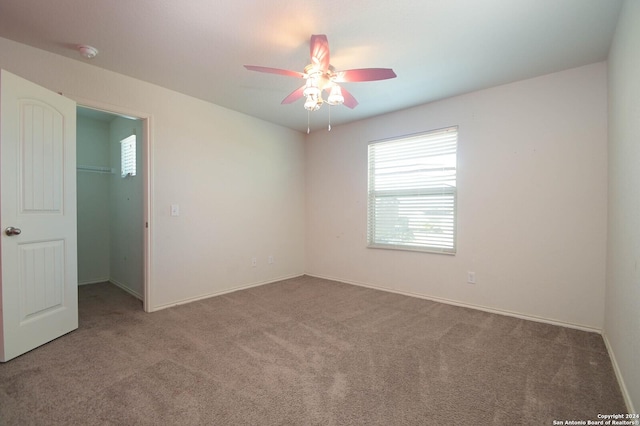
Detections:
120,135,136,178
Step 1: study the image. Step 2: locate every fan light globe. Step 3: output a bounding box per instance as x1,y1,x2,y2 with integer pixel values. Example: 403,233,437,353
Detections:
303,74,321,97
304,95,322,111
327,85,344,106
304,95,316,110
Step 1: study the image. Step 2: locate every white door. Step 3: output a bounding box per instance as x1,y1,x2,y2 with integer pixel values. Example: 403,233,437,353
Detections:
0,69,78,362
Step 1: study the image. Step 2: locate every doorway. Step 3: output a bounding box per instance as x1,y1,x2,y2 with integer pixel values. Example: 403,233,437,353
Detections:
76,105,150,311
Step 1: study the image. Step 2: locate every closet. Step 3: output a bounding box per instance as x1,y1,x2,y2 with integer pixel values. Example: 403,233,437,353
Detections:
76,107,144,301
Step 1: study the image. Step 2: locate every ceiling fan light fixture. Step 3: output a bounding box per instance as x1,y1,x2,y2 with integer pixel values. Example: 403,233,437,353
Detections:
244,34,396,128
327,84,344,106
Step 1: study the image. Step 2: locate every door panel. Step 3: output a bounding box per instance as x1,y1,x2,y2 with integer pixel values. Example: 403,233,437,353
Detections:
19,240,65,321
1,69,77,362
20,101,64,213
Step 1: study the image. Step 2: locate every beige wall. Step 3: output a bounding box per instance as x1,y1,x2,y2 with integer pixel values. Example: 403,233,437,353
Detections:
306,62,608,330
605,0,640,413
0,36,306,309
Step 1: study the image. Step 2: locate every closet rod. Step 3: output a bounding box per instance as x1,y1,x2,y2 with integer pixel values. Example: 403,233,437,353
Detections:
77,165,114,174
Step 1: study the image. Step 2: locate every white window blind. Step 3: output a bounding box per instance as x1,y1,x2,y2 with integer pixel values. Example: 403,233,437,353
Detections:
120,135,136,178
367,126,458,254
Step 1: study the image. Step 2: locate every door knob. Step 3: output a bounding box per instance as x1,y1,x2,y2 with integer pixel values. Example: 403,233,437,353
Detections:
4,227,21,236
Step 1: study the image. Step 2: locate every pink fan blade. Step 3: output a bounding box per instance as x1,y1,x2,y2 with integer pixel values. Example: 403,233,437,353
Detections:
310,34,330,72
339,86,359,109
334,68,397,82
281,85,306,104
244,65,305,79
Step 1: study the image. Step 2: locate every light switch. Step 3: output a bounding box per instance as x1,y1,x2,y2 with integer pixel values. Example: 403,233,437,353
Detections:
170,204,180,216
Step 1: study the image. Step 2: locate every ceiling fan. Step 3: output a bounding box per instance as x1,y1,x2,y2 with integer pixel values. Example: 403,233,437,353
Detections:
244,34,397,112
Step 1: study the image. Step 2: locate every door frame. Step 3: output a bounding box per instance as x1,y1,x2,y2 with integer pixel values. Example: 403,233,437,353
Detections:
72,96,153,312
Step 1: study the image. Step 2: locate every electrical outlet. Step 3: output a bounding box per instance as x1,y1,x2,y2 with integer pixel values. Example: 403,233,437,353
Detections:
467,271,476,284
268,255,274,264
251,257,257,267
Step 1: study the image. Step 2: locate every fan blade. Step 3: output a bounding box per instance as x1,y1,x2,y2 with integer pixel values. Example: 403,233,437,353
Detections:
339,86,359,109
334,68,397,82
281,85,306,104
244,65,305,79
310,34,330,72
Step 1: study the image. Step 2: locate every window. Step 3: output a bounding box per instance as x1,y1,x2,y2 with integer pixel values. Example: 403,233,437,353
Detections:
120,135,136,178
367,126,458,254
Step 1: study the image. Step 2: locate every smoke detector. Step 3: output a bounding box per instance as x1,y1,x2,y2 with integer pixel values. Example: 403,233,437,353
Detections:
77,45,98,59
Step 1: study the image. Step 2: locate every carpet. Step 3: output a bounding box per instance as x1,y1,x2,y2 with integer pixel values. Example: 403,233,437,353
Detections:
0,275,626,425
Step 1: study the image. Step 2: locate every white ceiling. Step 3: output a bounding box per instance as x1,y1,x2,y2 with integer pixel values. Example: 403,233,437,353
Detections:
0,0,623,133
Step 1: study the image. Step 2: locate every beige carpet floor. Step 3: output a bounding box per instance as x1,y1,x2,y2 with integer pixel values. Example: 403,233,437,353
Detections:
0,275,627,425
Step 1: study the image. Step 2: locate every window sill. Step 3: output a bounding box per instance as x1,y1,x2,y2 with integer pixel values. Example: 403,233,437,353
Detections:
367,243,456,256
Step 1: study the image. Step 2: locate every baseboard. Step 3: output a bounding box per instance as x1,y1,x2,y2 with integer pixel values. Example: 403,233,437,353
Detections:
78,278,110,286
109,279,143,301
602,332,636,413
306,273,602,334
150,273,305,312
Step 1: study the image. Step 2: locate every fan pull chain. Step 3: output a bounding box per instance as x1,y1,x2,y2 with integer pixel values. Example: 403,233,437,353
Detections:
307,110,310,134
328,106,331,131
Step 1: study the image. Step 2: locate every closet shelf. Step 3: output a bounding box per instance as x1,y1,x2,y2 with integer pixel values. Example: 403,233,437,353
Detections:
77,165,114,174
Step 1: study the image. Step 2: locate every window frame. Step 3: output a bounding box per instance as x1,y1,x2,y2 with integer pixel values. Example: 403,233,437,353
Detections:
367,126,458,255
